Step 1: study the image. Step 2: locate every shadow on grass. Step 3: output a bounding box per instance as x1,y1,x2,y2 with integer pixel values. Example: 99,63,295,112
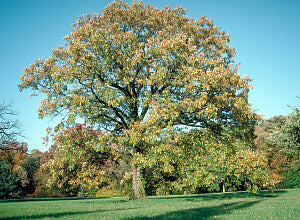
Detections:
126,200,261,220
150,190,287,202
0,196,127,203
1,207,136,220
0,190,286,204
185,190,287,203
0,190,288,219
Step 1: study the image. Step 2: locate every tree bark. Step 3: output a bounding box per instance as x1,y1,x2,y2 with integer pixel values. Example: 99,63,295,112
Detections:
80,183,85,198
132,165,141,199
222,179,226,193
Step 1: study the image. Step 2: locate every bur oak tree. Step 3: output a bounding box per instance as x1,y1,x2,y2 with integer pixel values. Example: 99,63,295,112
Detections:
19,1,260,199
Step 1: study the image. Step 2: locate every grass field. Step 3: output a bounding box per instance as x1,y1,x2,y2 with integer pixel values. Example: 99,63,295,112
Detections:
0,189,299,219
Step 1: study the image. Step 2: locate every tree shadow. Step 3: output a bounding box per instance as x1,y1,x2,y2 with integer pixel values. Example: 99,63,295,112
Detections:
184,190,287,202
1,191,288,219
1,207,137,220
149,190,287,202
126,200,261,220
0,197,93,203
0,196,127,203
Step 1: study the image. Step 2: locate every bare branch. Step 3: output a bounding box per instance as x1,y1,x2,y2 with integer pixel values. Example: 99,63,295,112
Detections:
0,102,23,148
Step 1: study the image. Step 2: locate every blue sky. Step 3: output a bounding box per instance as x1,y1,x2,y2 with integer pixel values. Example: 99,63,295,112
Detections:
0,0,299,152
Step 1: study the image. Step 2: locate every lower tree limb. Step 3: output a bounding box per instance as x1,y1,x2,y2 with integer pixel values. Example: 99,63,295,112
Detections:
80,183,85,198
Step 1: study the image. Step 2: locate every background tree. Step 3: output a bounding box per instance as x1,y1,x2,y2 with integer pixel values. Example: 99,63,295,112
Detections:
21,149,43,196
0,159,21,199
0,102,22,148
0,142,29,196
254,116,287,187
19,1,260,199
254,98,300,189
255,115,287,157
0,142,40,198
266,106,300,188
33,146,64,197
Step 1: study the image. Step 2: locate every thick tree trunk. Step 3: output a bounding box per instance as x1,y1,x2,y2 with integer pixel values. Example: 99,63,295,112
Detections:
221,178,226,193
132,165,141,199
80,184,85,198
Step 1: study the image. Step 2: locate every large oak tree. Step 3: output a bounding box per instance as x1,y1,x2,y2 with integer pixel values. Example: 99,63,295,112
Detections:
19,1,259,199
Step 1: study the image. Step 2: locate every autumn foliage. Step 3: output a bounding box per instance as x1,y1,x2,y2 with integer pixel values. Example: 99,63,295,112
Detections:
41,124,118,197
0,142,43,199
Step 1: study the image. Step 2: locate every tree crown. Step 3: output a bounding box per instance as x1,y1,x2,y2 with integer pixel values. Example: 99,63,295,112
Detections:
19,0,259,138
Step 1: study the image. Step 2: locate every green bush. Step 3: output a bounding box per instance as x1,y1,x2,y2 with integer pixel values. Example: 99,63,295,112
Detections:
0,160,22,199
96,185,123,198
283,163,300,188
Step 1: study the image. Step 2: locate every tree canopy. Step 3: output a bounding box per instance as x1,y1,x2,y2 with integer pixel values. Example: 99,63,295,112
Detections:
19,0,260,199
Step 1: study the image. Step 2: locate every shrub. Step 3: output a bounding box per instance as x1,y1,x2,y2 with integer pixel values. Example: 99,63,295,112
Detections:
0,160,22,199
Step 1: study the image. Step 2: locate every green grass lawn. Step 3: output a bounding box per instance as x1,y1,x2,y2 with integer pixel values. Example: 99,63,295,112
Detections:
0,189,299,219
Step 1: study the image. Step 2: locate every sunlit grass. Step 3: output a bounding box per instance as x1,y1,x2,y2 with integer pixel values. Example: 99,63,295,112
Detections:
0,189,299,219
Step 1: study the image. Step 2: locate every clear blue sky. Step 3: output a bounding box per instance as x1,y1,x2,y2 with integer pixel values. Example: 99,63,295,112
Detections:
0,0,299,152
